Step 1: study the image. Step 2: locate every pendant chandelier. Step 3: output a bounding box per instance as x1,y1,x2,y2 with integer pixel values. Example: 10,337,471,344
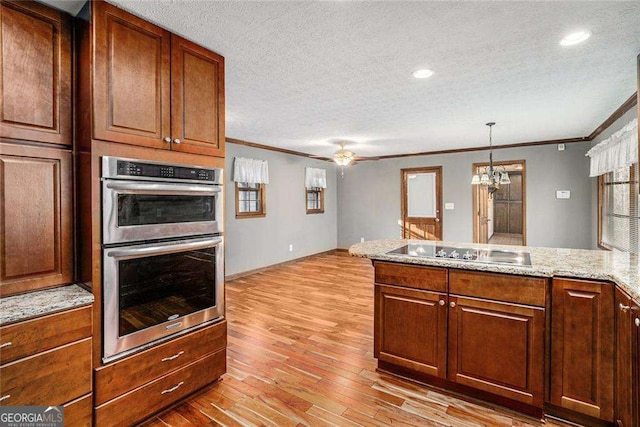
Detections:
471,122,511,197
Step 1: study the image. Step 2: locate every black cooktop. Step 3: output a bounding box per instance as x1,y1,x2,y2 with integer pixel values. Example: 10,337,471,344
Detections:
388,244,532,267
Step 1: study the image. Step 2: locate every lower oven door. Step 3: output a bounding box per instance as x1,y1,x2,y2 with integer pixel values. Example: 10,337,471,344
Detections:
103,236,224,362
102,180,223,245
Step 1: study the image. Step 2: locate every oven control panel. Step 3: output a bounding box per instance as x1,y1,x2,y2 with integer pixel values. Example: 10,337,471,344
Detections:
116,160,216,182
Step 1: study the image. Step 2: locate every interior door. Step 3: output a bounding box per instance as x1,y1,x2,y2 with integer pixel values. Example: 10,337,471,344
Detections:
401,167,442,240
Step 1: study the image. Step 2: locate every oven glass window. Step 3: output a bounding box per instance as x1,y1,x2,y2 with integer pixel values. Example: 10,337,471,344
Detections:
117,194,215,226
118,247,216,337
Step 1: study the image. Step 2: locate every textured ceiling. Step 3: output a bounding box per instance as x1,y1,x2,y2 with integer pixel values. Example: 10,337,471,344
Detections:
42,1,640,157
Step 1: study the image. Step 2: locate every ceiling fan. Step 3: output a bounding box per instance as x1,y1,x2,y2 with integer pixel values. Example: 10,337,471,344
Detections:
312,142,379,167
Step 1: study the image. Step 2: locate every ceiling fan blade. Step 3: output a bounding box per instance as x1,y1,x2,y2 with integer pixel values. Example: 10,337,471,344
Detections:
353,156,380,161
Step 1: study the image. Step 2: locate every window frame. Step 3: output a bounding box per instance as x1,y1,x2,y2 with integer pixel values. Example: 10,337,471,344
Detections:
305,187,325,214
597,164,638,252
235,182,266,219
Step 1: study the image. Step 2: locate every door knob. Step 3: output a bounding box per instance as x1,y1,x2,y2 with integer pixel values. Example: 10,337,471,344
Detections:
163,137,171,143
173,139,181,144
439,300,445,306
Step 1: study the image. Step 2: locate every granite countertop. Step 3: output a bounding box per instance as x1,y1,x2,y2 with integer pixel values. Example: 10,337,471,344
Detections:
0,284,94,326
349,239,640,301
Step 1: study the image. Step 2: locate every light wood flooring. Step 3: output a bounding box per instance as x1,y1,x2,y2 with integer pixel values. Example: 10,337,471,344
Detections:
141,252,570,427
488,233,523,246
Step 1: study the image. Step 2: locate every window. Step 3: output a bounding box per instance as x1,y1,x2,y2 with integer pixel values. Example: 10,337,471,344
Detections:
236,182,266,218
598,164,638,253
306,187,324,214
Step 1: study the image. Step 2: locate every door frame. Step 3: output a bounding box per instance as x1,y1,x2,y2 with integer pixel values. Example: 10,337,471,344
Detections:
472,160,527,245
401,166,443,239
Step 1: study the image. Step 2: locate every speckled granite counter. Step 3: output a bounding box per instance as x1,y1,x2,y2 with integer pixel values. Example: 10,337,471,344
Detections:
0,284,94,326
349,239,640,301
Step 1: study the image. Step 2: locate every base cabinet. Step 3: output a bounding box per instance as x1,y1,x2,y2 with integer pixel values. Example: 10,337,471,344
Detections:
615,288,637,426
0,304,93,424
375,285,447,378
374,265,546,414
448,296,544,407
550,278,614,422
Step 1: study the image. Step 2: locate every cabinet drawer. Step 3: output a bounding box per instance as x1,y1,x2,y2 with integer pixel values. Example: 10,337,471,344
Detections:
64,394,92,426
0,338,91,406
374,261,447,292
95,349,226,427
449,270,546,307
95,320,226,405
0,305,92,364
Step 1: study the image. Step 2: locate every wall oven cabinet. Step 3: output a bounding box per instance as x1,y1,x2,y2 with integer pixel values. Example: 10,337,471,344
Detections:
101,157,224,363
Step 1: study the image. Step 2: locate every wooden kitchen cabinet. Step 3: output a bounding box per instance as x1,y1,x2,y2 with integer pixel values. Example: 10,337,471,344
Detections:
0,303,92,419
171,35,225,157
550,278,614,422
0,143,73,296
615,287,637,426
88,1,225,156
375,285,447,377
448,295,544,407
0,1,72,146
92,0,171,149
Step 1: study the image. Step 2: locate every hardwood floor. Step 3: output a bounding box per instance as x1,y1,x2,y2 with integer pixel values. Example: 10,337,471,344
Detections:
488,233,523,246
140,252,569,427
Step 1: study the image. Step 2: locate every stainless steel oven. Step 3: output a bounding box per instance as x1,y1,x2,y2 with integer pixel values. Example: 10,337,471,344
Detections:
102,157,223,244
101,157,224,363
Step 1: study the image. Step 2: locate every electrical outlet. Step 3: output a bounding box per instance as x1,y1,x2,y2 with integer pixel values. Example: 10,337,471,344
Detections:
289,244,293,252
360,237,365,243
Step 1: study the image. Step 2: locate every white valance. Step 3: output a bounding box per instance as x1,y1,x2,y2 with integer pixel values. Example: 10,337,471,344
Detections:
233,157,269,184
305,167,327,189
586,118,638,177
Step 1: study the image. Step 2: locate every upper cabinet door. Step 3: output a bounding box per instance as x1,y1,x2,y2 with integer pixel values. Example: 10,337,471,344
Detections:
92,1,171,149
170,35,225,157
0,1,71,145
0,143,73,296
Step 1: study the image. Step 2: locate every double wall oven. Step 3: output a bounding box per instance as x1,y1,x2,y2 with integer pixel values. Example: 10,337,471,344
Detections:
101,157,224,362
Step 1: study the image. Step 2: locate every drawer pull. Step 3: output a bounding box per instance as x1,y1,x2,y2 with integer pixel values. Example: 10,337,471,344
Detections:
166,322,183,331
636,318,640,327
620,303,631,312
161,351,185,362
161,381,184,395
0,395,10,402
0,342,12,349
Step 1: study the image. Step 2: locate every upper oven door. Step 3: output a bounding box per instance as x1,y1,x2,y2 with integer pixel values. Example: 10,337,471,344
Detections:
102,180,223,244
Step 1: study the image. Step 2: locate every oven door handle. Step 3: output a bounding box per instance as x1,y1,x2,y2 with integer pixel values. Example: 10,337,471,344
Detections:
105,181,221,195
106,237,223,260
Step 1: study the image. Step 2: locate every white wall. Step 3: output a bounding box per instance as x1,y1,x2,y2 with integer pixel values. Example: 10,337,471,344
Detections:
590,105,638,249
225,143,337,276
337,142,593,250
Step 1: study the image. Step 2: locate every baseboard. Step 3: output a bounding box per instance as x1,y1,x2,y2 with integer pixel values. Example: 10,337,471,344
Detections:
335,248,349,252
225,248,342,282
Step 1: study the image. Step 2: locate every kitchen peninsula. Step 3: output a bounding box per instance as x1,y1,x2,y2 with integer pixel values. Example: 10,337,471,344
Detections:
350,239,639,426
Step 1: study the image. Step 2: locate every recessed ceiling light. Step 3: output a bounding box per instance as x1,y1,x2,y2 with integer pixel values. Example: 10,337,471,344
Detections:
412,69,434,79
560,31,591,46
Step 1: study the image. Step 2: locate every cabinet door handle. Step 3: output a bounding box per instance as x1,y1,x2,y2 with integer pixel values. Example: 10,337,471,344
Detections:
0,395,10,403
163,137,172,143
161,381,184,395
161,351,184,362
449,302,456,308
439,300,445,306
620,303,631,312
173,139,181,144
0,342,12,349
636,318,640,327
